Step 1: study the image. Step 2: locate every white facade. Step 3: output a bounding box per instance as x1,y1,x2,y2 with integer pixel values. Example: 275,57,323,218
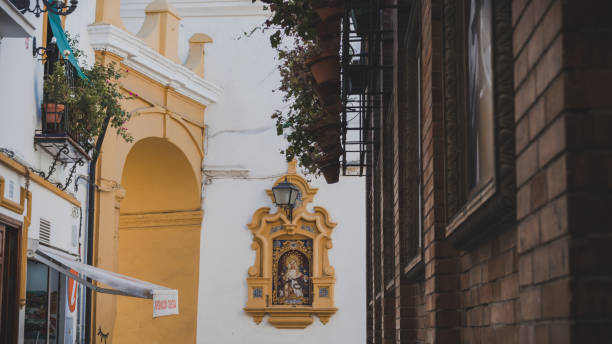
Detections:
0,1,95,343
121,1,366,343
1,0,365,342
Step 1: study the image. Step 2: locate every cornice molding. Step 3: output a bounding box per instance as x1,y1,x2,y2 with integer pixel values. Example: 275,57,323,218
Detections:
121,0,269,18
87,23,223,106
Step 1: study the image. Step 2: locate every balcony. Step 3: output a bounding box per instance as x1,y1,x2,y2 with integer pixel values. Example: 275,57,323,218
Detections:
34,43,89,166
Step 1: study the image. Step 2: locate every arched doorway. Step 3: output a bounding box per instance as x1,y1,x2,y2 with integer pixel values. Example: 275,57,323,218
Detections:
113,137,202,344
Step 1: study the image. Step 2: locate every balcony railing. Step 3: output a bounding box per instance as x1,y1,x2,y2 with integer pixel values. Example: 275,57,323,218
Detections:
34,43,89,185
40,45,81,142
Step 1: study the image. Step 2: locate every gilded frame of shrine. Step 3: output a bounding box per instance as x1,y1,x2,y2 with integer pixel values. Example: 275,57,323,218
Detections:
244,165,337,329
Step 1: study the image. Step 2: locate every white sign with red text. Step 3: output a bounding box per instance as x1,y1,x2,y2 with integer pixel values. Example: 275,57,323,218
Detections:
153,290,179,318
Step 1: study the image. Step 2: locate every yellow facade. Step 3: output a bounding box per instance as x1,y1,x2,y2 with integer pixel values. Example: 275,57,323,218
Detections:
91,0,210,342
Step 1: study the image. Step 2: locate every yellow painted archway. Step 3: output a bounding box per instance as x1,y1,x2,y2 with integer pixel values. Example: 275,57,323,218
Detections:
113,138,202,344
89,0,217,342
91,52,207,344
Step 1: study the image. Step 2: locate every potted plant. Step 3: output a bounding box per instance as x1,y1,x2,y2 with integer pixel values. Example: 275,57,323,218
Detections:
43,61,73,124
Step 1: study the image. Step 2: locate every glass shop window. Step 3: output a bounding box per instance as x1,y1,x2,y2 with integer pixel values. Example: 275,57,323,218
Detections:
466,0,494,195
24,260,61,344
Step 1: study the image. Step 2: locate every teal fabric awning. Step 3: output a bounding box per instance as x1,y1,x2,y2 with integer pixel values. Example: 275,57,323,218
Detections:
47,9,87,80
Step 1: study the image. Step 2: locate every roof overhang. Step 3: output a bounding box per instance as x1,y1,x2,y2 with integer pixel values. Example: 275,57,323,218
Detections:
0,0,35,38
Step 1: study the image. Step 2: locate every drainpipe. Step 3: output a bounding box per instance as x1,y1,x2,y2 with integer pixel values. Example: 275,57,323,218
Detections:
85,114,111,344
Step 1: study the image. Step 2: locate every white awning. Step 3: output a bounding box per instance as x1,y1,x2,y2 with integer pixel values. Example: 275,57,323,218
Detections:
28,241,178,318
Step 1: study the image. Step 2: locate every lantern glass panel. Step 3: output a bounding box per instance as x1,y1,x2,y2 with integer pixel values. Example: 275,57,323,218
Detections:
273,187,291,206
289,189,299,205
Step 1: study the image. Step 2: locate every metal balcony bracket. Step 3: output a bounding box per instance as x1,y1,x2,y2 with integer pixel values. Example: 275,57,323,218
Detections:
56,157,85,191
33,137,90,190
33,143,68,180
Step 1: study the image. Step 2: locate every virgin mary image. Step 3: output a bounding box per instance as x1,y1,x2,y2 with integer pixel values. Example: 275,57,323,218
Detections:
278,254,310,305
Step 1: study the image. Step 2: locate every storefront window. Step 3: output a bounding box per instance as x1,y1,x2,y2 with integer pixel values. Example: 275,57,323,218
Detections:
24,260,60,344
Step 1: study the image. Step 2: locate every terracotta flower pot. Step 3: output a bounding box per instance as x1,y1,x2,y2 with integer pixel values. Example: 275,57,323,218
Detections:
308,108,341,133
320,161,340,184
314,126,340,146
315,17,341,51
311,0,345,22
312,81,341,107
313,128,342,157
323,102,343,115
317,35,341,52
315,17,341,40
307,50,340,85
313,149,341,184
45,103,65,124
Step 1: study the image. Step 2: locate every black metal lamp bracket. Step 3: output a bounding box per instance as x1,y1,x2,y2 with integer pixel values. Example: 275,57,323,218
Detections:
15,0,78,18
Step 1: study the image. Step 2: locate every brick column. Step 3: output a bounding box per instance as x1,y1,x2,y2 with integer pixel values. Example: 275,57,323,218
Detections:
420,0,461,342
514,0,612,342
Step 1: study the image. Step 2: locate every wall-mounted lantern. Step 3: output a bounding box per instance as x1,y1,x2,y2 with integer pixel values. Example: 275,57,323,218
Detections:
271,178,299,221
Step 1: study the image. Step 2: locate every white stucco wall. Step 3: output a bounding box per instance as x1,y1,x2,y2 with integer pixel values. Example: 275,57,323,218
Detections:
120,1,366,343
0,2,95,342
199,176,365,344
0,0,92,253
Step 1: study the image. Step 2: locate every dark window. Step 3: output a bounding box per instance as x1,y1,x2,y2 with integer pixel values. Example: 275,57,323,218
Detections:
24,260,61,344
442,0,516,247
466,0,495,195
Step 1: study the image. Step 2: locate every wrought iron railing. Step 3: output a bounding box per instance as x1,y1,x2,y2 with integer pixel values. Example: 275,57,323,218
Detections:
40,43,80,143
341,0,386,176
34,42,89,191
340,0,400,176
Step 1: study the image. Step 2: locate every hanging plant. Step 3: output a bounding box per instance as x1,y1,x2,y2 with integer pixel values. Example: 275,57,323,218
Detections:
42,33,133,153
271,42,342,182
272,43,321,174
252,0,319,48
69,60,133,152
251,0,343,181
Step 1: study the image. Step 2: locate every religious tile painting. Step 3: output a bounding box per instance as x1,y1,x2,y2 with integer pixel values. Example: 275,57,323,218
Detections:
272,239,313,305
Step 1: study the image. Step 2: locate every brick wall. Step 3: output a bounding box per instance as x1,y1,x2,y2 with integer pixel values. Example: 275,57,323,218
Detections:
365,0,612,343
459,230,519,343
514,0,612,343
